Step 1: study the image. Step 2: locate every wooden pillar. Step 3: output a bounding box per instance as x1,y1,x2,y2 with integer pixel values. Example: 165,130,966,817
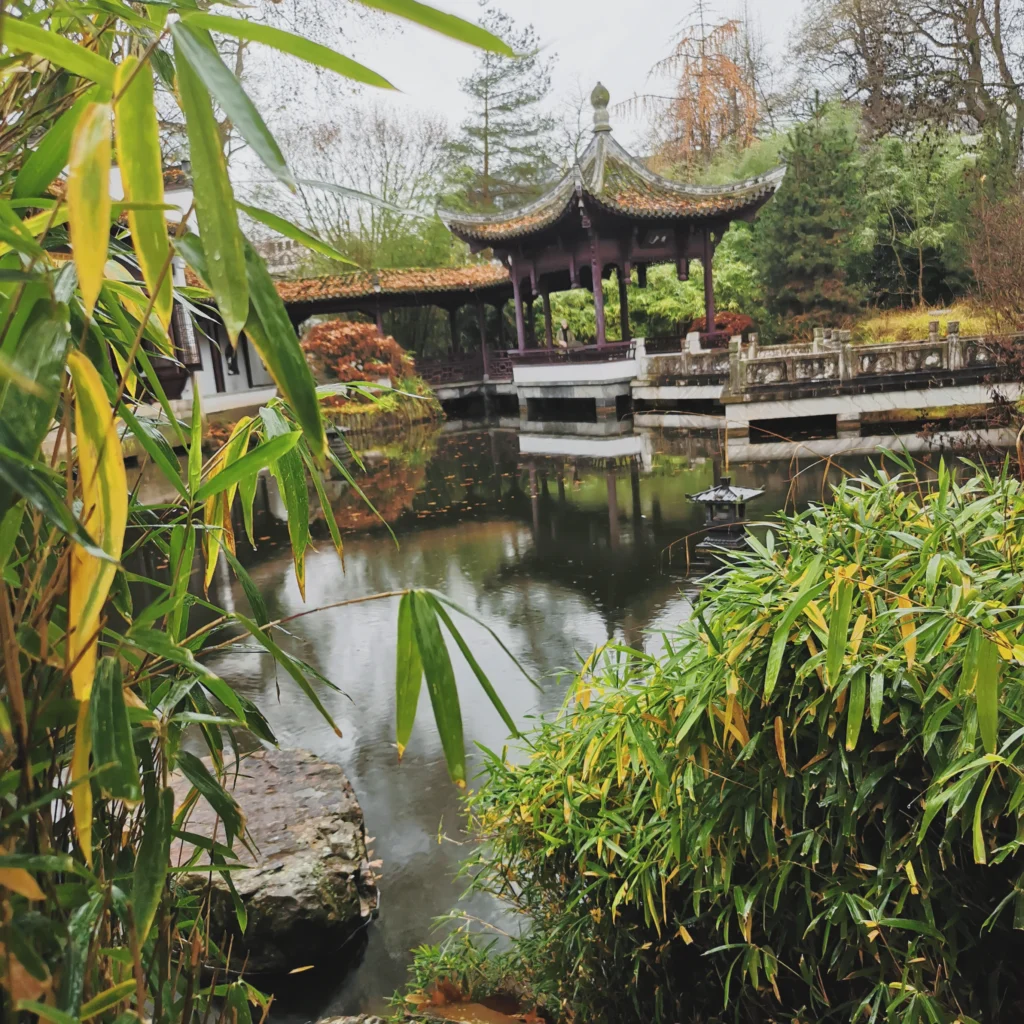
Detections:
527,296,536,348
477,300,489,378
702,228,716,337
375,304,385,337
542,291,553,348
511,269,527,353
590,250,607,348
618,268,630,343
448,306,459,353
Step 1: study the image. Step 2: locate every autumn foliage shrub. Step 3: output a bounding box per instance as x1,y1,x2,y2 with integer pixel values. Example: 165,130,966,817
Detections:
688,309,755,335
302,319,416,384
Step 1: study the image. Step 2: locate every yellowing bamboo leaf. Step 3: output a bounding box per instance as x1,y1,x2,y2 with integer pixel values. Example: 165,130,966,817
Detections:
773,716,787,775
67,103,112,317
67,350,128,701
0,868,45,901
897,595,916,668
805,600,828,633
114,57,172,328
202,418,252,591
850,613,868,656
71,700,93,867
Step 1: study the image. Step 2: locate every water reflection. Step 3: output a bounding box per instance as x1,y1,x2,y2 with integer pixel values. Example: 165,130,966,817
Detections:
195,423,922,1019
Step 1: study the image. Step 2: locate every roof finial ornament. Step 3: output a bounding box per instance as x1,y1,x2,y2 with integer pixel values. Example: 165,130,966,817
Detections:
591,82,611,133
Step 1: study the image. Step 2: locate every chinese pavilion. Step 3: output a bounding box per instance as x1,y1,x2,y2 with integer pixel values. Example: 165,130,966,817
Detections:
440,83,786,352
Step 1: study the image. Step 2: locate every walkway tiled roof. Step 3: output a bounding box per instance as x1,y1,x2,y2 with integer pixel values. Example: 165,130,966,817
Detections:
275,264,511,305
441,131,786,244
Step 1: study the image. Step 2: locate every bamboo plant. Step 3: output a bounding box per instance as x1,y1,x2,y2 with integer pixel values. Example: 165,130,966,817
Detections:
0,2,523,1019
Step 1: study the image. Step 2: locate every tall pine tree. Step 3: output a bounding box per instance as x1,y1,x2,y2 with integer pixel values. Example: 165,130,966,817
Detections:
756,102,865,328
448,5,557,211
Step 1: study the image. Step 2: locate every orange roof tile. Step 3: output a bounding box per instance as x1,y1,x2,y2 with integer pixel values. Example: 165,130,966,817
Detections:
275,264,511,305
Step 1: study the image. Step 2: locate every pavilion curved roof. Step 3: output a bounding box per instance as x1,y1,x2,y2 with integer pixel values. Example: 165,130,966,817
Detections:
275,263,510,305
440,117,786,246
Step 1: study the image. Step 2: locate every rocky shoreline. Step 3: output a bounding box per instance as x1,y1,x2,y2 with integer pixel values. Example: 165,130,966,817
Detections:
172,748,378,976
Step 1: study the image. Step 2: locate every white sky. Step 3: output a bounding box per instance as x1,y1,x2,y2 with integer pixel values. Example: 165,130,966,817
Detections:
339,0,807,148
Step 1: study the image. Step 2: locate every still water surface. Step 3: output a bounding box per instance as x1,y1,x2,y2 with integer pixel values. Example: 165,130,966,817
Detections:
199,422,902,1019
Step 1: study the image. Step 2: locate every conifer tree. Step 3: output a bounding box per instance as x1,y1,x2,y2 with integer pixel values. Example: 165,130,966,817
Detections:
448,5,557,211
756,102,865,327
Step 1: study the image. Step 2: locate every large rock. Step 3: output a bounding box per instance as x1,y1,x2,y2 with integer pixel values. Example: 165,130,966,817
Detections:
172,748,378,975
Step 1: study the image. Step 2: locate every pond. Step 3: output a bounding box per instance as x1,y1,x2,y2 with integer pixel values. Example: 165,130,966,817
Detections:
197,422,923,1020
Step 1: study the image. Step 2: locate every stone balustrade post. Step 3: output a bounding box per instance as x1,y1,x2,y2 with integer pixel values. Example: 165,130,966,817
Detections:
840,339,853,381
686,331,702,354
728,335,743,393
633,337,647,379
947,321,962,370
929,320,939,344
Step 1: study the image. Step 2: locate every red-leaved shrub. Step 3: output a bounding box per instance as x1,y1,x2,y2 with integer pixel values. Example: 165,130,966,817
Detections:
301,320,415,383
688,311,756,336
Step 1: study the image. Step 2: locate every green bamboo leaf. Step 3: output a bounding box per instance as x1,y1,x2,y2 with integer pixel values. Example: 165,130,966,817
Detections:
176,751,244,845
174,35,248,342
408,590,466,785
425,592,518,739
188,387,202,495
395,592,423,760
114,56,173,328
976,635,1002,755
13,89,96,200
0,301,70,457
973,768,995,864
89,657,141,803
0,502,24,574
258,407,310,596
236,202,356,265
869,670,884,732
131,785,172,943
179,12,395,89
300,446,343,560
959,626,981,695
826,570,855,688
1,21,117,89
246,244,328,460
220,548,269,628
763,569,826,702
58,894,103,1013
194,430,300,502
845,669,866,752
234,612,344,737
352,0,514,54
117,406,188,500
170,23,295,190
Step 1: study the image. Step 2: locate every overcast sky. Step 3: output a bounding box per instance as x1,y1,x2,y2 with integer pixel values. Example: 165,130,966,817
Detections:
338,0,808,147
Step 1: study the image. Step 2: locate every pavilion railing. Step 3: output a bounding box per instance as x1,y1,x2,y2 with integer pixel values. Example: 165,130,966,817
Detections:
507,341,636,365
415,351,484,387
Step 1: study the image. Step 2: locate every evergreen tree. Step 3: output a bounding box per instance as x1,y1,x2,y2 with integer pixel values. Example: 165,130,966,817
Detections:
755,102,865,328
448,5,557,211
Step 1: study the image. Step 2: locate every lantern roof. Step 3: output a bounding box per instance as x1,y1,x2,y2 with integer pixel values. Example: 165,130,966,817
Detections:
689,476,764,504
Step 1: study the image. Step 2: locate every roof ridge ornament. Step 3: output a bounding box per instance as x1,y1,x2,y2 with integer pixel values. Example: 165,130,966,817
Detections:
591,81,611,134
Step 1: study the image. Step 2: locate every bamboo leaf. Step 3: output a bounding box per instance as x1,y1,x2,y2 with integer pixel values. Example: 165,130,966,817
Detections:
0,868,45,901
351,0,514,54
869,671,884,732
245,244,328,460
67,102,112,317
89,657,141,803
200,417,252,591
188,386,202,495
131,785,173,943
79,980,135,1021
426,592,518,739
194,430,299,503
846,669,866,751
826,567,856,688
114,56,172,327
1,21,117,89
897,595,917,668
13,88,96,200
258,407,310,595
117,405,188,500
71,701,93,867
180,12,396,89
174,36,249,342
763,572,826,702
237,202,356,264
67,350,128,701
395,592,423,759
175,752,244,845
408,590,466,785
773,716,787,775
973,768,995,865
170,23,295,190
976,635,1002,755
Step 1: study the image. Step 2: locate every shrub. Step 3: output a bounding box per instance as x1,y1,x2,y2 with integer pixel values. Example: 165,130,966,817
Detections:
302,319,416,383
465,457,1024,1024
